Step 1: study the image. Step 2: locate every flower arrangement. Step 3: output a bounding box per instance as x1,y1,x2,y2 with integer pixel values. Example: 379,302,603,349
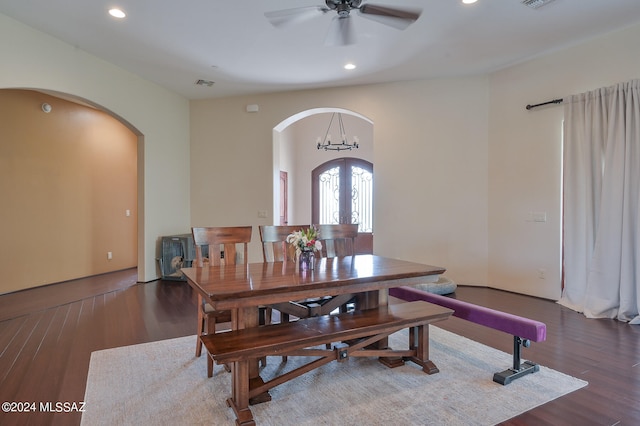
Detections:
286,226,322,256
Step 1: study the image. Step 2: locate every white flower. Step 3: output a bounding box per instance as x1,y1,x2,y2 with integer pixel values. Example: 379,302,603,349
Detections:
287,227,322,255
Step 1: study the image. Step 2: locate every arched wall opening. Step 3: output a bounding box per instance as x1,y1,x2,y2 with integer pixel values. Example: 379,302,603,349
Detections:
271,107,374,228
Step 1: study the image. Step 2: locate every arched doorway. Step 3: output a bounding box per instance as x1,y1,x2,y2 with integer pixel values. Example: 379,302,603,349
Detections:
272,108,374,254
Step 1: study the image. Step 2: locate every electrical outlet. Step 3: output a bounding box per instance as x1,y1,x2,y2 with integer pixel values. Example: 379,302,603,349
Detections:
537,268,546,279
258,210,268,218
107,252,113,260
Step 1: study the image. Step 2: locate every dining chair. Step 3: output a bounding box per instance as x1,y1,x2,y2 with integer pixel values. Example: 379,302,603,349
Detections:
259,224,313,361
192,226,253,376
314,223,360,313
259,224,311,263
268,223,360,327
259,225,311,324
314,223,359,258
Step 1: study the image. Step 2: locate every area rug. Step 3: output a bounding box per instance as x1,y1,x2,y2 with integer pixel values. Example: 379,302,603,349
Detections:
81,327,586,425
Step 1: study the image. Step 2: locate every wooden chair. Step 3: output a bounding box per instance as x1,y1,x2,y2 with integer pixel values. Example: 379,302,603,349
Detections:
192,226,252,376
267,224,360,327
314,223,360,312
259,225,312,360
314,223,359,258
259,225,311,263
259,225,311,322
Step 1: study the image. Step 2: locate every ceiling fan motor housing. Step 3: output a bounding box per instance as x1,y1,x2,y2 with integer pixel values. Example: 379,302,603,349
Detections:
326,0,362,16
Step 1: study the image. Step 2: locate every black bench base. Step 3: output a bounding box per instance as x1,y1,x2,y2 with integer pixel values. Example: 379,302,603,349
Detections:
492,335,540,385
493,361,540,385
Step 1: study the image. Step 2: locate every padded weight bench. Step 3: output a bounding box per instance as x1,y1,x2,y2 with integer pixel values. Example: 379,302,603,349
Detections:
389,286,547,385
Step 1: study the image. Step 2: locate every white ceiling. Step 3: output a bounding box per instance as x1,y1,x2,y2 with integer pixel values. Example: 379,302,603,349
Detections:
2,0,640,100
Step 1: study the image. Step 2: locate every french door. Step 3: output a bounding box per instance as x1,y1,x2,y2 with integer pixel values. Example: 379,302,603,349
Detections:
312,158,373,253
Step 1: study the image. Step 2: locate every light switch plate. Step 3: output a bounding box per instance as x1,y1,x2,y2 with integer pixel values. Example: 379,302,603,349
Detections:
528,211,547,222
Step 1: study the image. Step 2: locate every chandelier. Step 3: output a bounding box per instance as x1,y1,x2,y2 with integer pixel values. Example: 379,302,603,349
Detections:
316,113,359,151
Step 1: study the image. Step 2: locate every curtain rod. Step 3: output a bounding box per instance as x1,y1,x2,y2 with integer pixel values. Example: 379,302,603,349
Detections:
525,98,563,110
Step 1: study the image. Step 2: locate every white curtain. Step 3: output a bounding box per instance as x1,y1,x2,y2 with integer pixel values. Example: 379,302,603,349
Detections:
560,79,640,324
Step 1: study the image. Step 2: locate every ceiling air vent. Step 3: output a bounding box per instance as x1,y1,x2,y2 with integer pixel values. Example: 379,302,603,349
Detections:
521,0,556,9
195,79,214,87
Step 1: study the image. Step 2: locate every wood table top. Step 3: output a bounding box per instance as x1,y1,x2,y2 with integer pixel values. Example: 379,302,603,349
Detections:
182,254,445,310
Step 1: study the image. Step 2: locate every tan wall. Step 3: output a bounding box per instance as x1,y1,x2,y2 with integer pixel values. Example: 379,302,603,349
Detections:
0,89,137,294
487,22,640,300
190,78,490,286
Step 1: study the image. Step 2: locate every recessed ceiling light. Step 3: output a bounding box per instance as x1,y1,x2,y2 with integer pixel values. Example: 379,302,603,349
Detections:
462,0,478,4
109,8,126,19
344,63,356,70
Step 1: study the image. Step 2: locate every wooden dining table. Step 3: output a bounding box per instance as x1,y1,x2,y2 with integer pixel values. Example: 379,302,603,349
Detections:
182,254,445,327
182,254,447,423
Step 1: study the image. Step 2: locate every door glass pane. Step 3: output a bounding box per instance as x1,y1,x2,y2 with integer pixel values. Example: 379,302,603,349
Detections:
318,166,341,224
351,165,373,232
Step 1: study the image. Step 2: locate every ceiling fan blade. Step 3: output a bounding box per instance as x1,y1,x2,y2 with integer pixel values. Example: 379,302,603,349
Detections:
358,4,422,30
324,15,356,46
265,6,329,28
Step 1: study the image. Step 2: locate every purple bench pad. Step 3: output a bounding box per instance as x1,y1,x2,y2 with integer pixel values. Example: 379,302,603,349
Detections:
389,286,546,342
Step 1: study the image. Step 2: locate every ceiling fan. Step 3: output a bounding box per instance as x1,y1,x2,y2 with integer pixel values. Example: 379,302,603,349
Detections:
265,0,422,46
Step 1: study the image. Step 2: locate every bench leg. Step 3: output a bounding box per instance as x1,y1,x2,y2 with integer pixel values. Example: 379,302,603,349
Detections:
407,324,439,374
493,336,540,385
196,295,205,357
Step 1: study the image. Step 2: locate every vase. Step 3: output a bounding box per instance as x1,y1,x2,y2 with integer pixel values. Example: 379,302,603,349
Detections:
299,250,315,271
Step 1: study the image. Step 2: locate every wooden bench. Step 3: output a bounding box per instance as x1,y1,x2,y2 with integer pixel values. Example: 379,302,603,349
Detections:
201,301,453,425
389,286,547,385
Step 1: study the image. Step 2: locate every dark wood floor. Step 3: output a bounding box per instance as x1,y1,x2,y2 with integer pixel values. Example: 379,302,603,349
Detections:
1,270,639,425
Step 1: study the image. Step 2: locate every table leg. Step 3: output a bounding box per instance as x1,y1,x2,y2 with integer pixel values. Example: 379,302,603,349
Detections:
234,306,271,405
227,359,256,426
355,289,404,367
354,290,382,310
358,290,389,351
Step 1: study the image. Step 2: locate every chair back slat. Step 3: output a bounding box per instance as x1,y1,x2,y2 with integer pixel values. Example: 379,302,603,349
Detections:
314,224,359,258
259,225,311,262
191,226,252,267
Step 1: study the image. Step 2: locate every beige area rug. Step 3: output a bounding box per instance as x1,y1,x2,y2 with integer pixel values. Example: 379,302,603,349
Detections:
81,328,586,425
